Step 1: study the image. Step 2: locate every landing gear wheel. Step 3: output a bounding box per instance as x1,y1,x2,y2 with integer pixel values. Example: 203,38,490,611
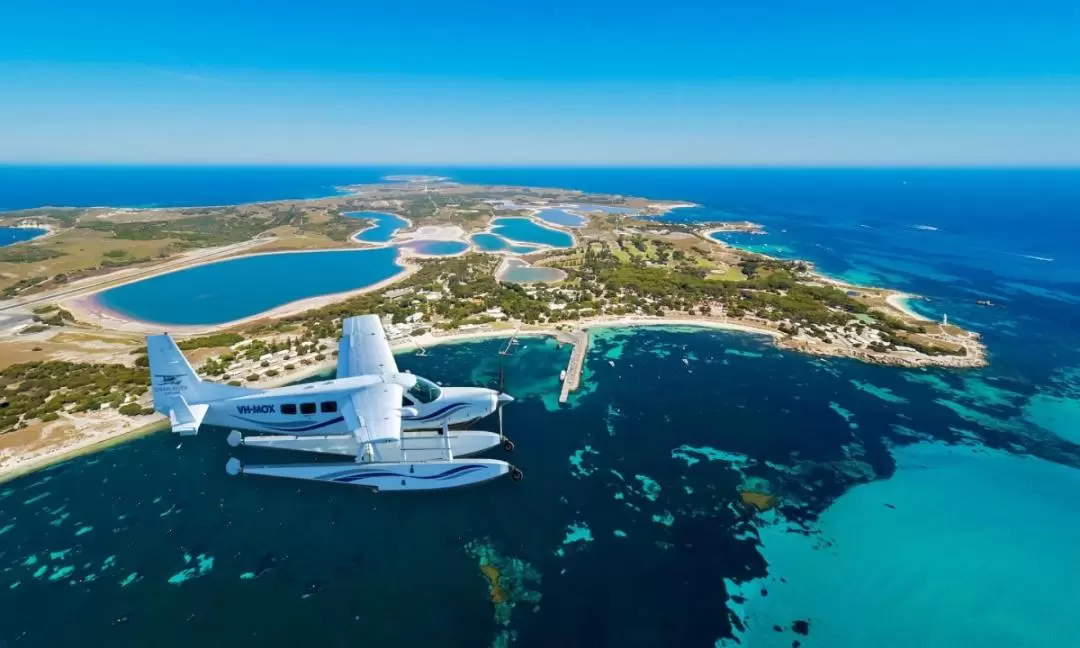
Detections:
502,439,515,452
511,467,524,481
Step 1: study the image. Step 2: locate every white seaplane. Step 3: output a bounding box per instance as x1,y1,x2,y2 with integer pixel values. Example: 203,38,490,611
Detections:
147,315,521,492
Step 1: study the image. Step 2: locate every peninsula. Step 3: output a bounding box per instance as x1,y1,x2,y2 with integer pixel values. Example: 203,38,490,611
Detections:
0,178,986,479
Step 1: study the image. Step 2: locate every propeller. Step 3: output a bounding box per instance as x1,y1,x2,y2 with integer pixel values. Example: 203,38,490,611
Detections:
498,396,505,443
494,359,515,451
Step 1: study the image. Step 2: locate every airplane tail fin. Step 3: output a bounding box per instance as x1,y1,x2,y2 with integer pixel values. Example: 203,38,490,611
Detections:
146,334,253,419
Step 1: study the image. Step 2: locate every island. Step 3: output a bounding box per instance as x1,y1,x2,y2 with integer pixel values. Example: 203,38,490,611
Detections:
0,178,986,479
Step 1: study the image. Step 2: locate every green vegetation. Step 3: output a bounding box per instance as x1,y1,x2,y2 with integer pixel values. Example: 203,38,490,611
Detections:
176,332,244,351
1,208,83,224
100,249,153,269
38,308,75,327
303,214,359,242
0,247,65,263
2,276,48,298
118,403,154,416
76,208,297,248
0,361,149,433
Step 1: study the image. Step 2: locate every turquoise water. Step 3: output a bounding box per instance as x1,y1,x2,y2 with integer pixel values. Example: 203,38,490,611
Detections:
0,227,46,246
397,240,469,256
499,259,565,283
345,211,408,243
490,217,573,248
5,327,1080,647
727,442,1080,647
533,209,586,228
471,233,540,254
96,247,403,325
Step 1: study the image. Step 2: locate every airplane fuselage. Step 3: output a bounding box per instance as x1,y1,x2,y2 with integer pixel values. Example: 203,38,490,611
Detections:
198,375,499,436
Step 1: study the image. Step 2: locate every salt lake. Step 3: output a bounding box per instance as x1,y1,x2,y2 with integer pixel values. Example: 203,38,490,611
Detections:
345,211,408,244
0,227,46,246
489,217,573,249
95,247,403,326
470,233,540,254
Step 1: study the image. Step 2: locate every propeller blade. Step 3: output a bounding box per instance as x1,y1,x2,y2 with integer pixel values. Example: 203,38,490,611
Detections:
498,402,504,442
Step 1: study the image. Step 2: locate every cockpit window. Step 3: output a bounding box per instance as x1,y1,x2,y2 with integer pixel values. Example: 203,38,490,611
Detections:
408,376,442,404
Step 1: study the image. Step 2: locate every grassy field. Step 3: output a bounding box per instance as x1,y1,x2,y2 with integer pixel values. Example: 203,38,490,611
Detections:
708,265,747,281
0,231,179,292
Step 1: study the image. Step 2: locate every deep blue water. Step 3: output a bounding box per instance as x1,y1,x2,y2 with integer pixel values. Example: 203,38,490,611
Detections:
0,227,46,246
344,211,408,244
2,167,1080,647
96,247,403,325
0,166,395,211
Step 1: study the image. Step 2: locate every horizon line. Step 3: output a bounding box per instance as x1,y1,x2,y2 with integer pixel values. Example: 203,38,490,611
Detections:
2,162,1079,170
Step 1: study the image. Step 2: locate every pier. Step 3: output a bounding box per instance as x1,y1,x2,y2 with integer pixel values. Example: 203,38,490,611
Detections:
558,329,589,404
499,326,521,355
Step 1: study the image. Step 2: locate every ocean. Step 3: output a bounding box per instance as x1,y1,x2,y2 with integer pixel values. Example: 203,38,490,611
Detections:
1,167,1079,647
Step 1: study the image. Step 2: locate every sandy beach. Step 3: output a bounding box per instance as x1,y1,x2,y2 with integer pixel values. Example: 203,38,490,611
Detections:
885,293,933,321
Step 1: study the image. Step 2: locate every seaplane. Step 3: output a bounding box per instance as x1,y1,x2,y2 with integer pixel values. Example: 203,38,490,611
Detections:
147,315,521,492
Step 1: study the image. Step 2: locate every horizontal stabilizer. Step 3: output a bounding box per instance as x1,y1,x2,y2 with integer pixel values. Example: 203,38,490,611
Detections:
168,396,209,436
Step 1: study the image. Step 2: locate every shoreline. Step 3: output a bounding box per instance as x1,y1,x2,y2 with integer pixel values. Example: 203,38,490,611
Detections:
697,226,936,325
0,186,360,215
0,316,783,483
885,293,932,322
347,210,413,245
0,309,980,483
0,182,989,483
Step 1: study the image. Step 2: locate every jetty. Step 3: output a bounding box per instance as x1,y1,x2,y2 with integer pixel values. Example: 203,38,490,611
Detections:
558,329,589,404
499,326,521,355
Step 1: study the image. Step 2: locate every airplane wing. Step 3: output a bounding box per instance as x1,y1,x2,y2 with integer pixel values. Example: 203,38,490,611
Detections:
337,315,399,379
342,381,404,444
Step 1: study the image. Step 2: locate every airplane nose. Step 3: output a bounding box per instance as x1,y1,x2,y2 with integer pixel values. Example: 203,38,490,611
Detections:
497,392,514,405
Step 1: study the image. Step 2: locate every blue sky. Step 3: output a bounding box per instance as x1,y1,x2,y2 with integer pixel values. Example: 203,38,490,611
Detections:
1,0,1077,165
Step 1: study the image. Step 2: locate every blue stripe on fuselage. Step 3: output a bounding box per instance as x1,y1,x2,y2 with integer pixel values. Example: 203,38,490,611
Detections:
402,402,469,422
231,415,345,433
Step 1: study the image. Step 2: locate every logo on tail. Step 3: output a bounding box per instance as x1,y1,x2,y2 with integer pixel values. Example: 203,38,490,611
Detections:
153,373,188,395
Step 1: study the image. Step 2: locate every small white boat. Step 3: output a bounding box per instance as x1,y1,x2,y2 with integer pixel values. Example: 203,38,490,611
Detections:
608,360,615,367
560,369,567,382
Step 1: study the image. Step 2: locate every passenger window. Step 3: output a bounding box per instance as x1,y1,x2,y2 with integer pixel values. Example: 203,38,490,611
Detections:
300,402,316,415
281,403,297,415
320,401,337,413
